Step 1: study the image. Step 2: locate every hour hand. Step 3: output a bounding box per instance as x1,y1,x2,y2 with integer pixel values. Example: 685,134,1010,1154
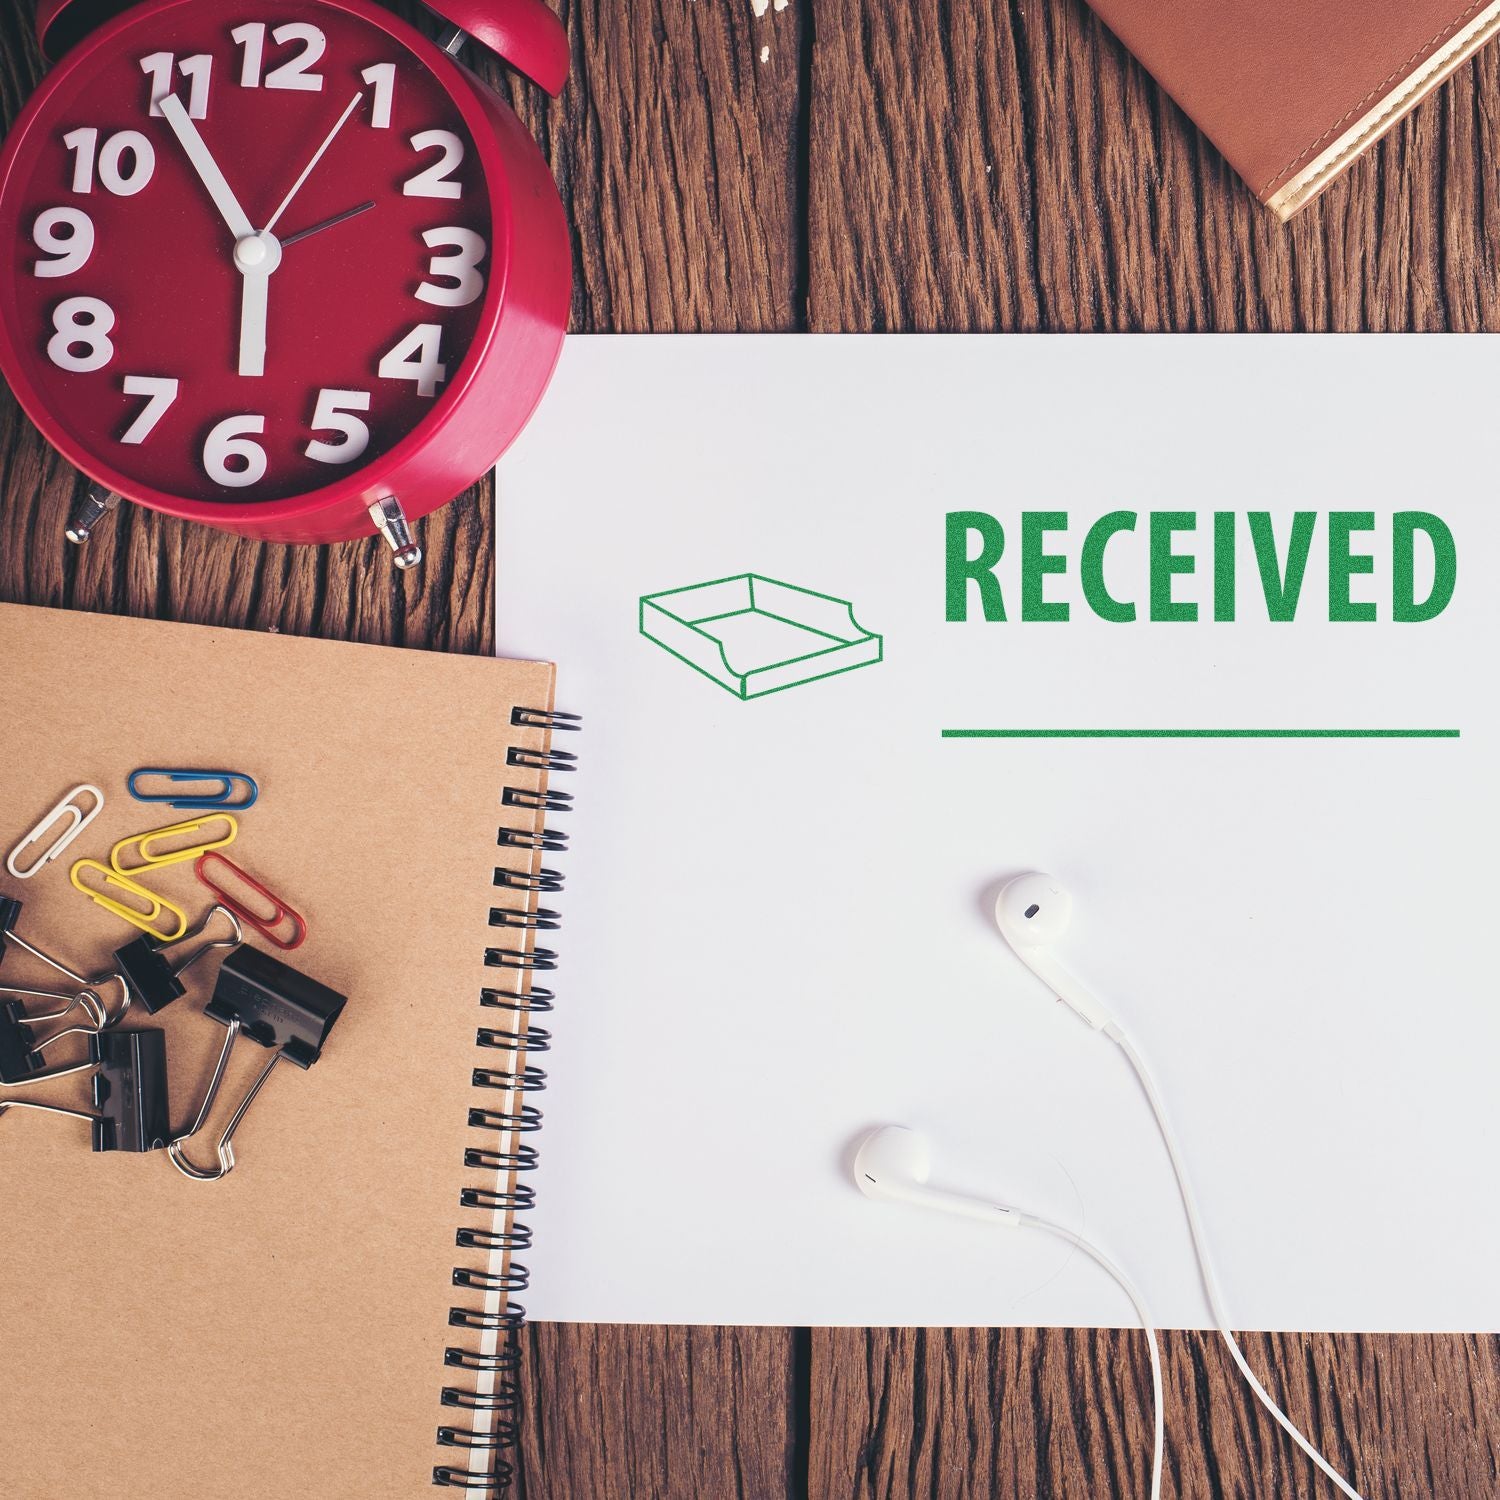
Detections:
158,94,254,242
233,233,282,379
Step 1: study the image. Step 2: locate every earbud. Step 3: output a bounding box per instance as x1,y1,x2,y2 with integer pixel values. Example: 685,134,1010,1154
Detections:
854,1122,1166,1498
852,1126,1019,1225
993,873,1114,1031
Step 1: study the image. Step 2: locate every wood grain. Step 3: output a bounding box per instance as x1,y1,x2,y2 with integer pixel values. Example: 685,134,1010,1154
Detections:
4,0,1499,1495
520,1323,799,1500
496,0,806,333
806,0,1500,333
812,1329,1500,1499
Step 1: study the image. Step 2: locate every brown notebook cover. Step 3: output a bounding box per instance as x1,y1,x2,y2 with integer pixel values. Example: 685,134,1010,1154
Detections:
1085,0,1500,217
0,605,564,1498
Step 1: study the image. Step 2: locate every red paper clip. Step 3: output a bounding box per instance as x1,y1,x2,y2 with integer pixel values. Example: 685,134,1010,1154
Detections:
194,852,307,951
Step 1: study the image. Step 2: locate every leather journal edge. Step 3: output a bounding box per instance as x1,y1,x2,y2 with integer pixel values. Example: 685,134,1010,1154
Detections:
1265,0,1500,219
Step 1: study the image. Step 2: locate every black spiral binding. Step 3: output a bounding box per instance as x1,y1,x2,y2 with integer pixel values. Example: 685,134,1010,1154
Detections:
433,706,581,1494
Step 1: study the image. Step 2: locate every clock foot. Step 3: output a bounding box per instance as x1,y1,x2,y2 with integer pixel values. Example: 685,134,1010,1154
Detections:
368,497,423,570
65,486,121,546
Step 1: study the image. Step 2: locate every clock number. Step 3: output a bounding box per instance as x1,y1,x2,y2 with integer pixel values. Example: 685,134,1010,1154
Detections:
47,297,115,374
63,128,155,196
361,64,396,129
379,324,447,398
266,24,325,89
141,52,213,118
204,415,268,488
230,23,265,85
233,22,325,90
417,228,488,308
306,388,372,464
120,376,180,445
403,130,465,200
32,208,95,278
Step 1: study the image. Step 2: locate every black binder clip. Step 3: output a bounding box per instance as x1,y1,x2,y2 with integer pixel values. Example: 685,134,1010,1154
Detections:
167,946,346,1182
111,904,243,1017
0,1028,170,1152
0,894,90,987
0,985,113,1083
1,896,136,1080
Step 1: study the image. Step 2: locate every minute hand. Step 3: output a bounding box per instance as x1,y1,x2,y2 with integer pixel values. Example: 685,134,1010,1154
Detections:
159,94,254,241
264,90,366,237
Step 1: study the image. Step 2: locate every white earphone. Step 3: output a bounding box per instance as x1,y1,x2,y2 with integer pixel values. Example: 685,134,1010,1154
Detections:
854,1125,1021,1225
853,1124,1163,1500
989,872,1369,1500
992,872,1114,1031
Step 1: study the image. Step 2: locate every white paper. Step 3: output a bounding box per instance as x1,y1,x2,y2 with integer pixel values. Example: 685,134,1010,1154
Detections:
496,334,1500,1331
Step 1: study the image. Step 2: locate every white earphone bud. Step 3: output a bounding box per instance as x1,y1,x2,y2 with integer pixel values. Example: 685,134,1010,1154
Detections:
853,1126,1019,1225
852,1122,1164,1499
990,872,1370,1500
993,872,1113,1030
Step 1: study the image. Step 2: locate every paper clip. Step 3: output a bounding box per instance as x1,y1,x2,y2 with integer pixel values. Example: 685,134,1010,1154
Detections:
69,860,188,943
127,768,258,811
111,905,243,1017
0,1029,171,1152
5,785,104,880
194,852,307,951
109,814,238,876
168,946,346,1182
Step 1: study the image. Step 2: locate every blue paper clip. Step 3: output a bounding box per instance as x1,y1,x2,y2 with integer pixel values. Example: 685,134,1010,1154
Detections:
127,768,259,812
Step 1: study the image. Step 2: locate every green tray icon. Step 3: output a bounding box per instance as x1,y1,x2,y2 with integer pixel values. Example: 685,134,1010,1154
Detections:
639,573,883,699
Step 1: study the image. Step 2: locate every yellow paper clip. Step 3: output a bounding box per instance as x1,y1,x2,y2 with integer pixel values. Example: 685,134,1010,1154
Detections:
109,814,238,876
69,860,189,943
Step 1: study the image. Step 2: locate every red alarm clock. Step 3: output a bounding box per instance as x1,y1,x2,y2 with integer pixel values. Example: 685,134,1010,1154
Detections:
0,0,570,565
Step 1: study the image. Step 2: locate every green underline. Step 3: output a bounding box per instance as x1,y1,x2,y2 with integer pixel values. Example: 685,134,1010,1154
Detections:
941,728,1460,739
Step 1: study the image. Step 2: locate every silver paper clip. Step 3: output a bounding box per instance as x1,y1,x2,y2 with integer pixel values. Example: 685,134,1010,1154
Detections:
5,785,104,880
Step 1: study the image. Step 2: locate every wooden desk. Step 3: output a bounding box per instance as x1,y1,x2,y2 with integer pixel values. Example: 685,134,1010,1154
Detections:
3,2,1497,1493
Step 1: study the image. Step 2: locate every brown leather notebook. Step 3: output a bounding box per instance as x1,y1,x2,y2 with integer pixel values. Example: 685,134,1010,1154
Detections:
0,605,568,1498
1084,0,1500,217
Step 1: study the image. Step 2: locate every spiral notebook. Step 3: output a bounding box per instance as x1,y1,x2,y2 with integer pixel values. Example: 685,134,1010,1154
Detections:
0,604,572,1498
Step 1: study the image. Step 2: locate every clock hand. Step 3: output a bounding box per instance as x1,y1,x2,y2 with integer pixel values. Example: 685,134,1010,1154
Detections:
159,93,281,380
263,90,366,237
234,232,281,379
158,94,254,242
234,196,375,378
280,200,377,249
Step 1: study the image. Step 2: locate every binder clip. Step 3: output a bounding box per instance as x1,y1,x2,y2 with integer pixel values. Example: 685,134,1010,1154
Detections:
127,768,259,811
168,946,346,1182
0,894,90,987
0,1028,170,1152
111,904,243,1017
6,784,105,880
0,983,116,1084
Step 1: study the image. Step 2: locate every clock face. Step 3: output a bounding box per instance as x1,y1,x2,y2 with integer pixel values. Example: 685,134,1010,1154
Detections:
0,0,497,507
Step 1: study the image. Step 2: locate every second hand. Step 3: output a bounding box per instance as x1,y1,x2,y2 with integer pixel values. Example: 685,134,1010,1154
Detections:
280,200,377,248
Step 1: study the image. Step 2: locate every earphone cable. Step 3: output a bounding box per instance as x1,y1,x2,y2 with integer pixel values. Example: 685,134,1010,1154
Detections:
1021,1212,1163,1500
1106,1024,1365,1500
